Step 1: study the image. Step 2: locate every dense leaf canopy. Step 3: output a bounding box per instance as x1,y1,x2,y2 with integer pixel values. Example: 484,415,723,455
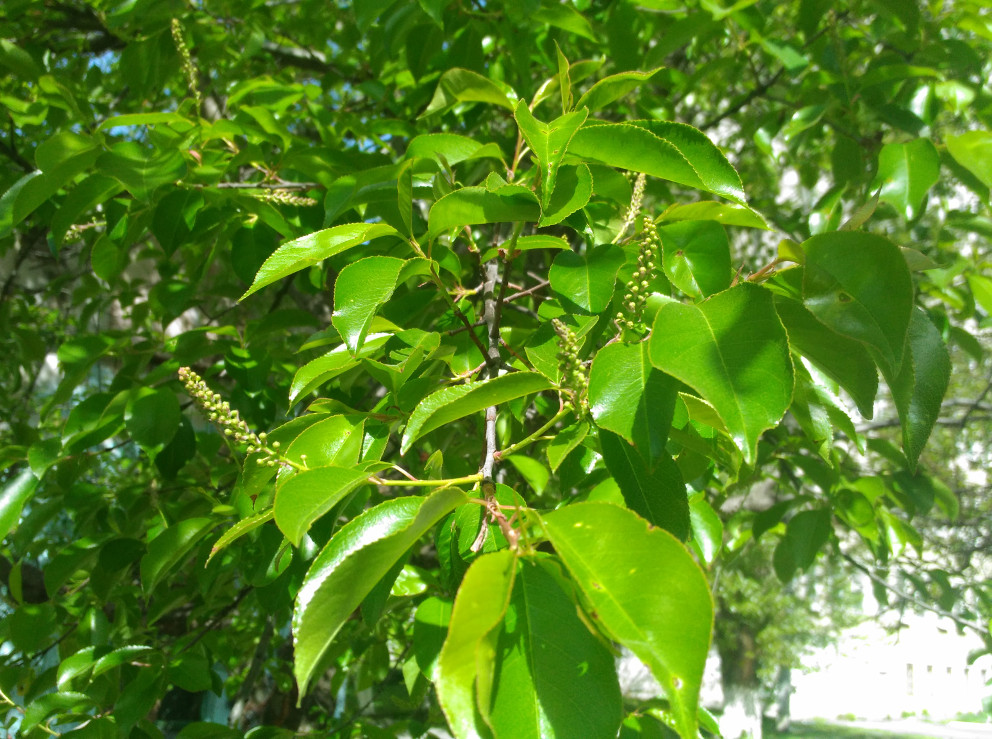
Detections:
1,0,991,737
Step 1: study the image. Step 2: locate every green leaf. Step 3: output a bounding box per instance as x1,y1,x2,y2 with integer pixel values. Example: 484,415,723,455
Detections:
574,69,663,112
275,466,371,546
283,414,365,469
542,502,713,739
946,131,992,191
51,174,123,246
96,143,186,201
802,231,914,375
207,509,275,565
406,133,503,166
140,518,216,593
658,220,732,298
539,163,593,227
569,122,745,205
289,333,391,406
401,372,553,454
332,256,406,354
873,138,940,219
125,388,181,450
546,420,588,472
600,430,688,540
549,244,625,314
658,201,770,229
588,342,677,463
294,487,467,695
879,309,951,471
0,468,39,543
97,112,191,129
487,558,623,739
649,284,794,466
0,40,41,80
421,68,516,117
773,509,832,582
21,692,94,733
428,184,540,241
774,296,878,418
414,596,453,682
533,3,597,40
436,549,516,739
241,223,400,300
513,102,587,208
688,493,723,567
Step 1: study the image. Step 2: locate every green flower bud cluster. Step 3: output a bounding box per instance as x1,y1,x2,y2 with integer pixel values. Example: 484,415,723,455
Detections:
553,319,588,414
178,366,283,467
171,19,202,109
616,216,660,332
255,189,318,207
617,172,647,243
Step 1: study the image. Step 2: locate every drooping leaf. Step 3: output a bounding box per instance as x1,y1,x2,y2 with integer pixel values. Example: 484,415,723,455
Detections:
588,341,677,463
774,296,878,418
773,509,833,582
542,502,713,739
658,201,770,229
548,244,625,314
802,231,913,375
125,388,181,450
241,223,400,300
539,163,593,227
546,420,589,472
649,283,794,466
569,122,745,205
0,468,39,543
207,509,275,565
873,138,940,220
289,333,392,406
428,183,541,241
140,518,216,593
879,309,951,471
436,549,516,739
401,372,552,454
421,68,516,117
599,430,688,540
332,256,406,354
294,487,467,695
486,558,623,739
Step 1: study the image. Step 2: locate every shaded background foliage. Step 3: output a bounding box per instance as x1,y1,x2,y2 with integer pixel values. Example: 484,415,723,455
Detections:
1,0,991,737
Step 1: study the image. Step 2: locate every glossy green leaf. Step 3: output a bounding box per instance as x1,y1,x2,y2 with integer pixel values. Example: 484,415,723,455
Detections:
658,220,732,298
774,296,878,418
428,184,540,241
945,130,992,190
658,201,770,229
649,284,794,465
140,518,216,593
283,414,365,469
0,468,38,543
575,69,663,112
294,487,467,695
588,342,677,463
513,102,587,207
481,234,571,262
688,493,723,567
437,549,516,739
487,558,623,739
401,372,552,454
600,430,688,540
207,509,275,565
241,223,400,300
542,502,713,739
569,122,745,205
802,231,913,375
539,163,593,227
549,244,625,314
21,691,94,733
332,256,406,354
289,333,391,406
873,138,940,220
879,309,951,471
421,68,516,117
275,466,371,546
405,133,503,166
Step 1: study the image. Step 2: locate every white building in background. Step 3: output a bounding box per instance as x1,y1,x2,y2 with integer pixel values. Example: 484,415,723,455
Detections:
791,610,992,721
